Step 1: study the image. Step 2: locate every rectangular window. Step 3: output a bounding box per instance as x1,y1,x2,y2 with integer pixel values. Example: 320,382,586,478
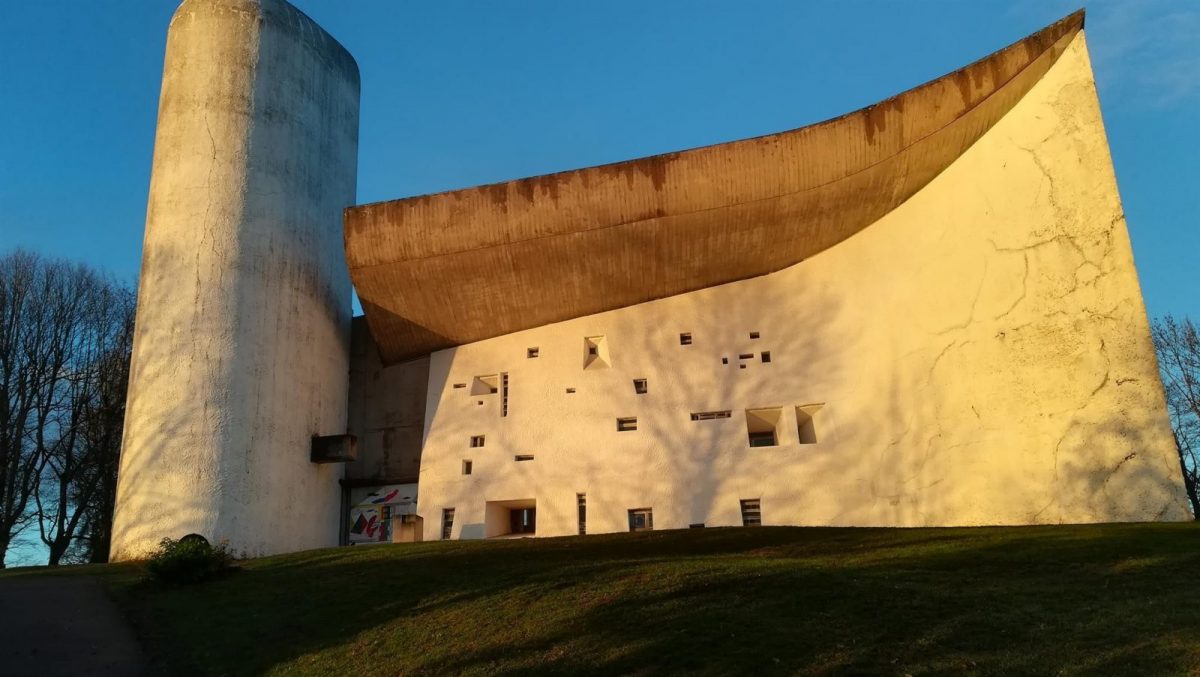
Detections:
462,460,473,475
738,353,754,360
748,431,776,446
689,523,705,529
633,378,648,394
617,417,638,432
441,508,455,540
746,408,782,447
740,499,762,526
691,410,732,421
796,404,823,444
628,508,654,532
577,493,587,535
749,331,760,339
501,372,509,417
761,351,772,363
515,454,534,462
565,388,576,394
527,347,539,358
452,383,466,389
679,332,692,345
470,435,485,448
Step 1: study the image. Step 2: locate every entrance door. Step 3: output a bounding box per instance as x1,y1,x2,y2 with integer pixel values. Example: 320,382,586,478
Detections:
510,507,537,534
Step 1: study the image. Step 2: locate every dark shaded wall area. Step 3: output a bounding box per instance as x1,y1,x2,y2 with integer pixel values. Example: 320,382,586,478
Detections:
345,317,429,486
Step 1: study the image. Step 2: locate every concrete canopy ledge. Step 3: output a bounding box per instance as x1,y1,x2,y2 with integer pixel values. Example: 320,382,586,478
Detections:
346,11,1084,365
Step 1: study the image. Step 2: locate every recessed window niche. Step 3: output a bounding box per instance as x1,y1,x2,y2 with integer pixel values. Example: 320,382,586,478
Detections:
745,407,782,447
584,336,610,370
796,403,823,444
471,374,499,395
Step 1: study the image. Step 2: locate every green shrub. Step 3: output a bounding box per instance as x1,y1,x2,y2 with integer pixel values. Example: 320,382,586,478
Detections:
146,535,234,584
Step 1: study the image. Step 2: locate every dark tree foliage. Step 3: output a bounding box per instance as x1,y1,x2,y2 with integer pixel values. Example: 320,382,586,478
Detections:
0,250,135,567
1152,315,1200,518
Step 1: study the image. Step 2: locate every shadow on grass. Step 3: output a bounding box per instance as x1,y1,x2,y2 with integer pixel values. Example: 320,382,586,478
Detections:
113,523,1200,676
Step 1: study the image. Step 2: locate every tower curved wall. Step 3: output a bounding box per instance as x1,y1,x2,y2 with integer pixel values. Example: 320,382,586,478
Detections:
110,0,359,560
414,33,1189,539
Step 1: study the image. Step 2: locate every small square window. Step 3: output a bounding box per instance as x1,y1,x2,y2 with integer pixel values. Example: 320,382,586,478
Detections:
628,508,654,532
761,351,772,363
527,347,539,358
462,460,473,475
750,332,760,340
721,357,729,365
470,435,485,448
633,378,648,394
679,332,692,345
515,454,534,462
617,417,638,432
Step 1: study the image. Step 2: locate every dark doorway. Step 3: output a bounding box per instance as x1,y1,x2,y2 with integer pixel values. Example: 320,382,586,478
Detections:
510,507,536,534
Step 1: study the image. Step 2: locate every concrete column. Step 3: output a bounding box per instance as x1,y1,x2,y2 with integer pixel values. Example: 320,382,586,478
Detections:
110,0,360,559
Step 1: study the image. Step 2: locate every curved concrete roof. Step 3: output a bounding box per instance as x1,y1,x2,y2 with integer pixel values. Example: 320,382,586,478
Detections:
346,11,1085,364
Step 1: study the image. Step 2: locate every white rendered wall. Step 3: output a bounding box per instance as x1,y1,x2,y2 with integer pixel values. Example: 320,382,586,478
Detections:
416,33,1189,540
110,0,359,559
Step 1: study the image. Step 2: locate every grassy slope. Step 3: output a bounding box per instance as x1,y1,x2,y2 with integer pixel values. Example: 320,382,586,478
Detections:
7,523,1200,675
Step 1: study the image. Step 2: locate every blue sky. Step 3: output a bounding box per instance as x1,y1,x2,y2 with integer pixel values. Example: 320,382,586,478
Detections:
0,1,1197,564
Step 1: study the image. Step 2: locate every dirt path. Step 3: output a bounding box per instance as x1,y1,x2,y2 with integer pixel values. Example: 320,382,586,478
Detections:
0,576,144,676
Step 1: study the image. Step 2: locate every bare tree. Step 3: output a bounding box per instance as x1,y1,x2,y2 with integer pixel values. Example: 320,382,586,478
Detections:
1151,315,1200,518
0,250,135,567
0,251,47,567
34,276,135,565
73,292,134,563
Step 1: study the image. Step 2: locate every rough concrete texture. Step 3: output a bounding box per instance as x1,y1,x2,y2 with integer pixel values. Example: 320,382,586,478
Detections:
346,14,1084,364
345,318,429,484
415,33,1189,540
110,0,359,560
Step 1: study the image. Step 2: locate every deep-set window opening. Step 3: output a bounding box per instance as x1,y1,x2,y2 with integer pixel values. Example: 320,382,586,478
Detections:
628,508,654,532
740,498,762,526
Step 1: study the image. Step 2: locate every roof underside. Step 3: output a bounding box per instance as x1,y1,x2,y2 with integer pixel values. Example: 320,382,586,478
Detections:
345,11,1085,364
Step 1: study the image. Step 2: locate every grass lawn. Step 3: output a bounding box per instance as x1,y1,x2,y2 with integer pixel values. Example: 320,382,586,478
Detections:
5,523,1200,675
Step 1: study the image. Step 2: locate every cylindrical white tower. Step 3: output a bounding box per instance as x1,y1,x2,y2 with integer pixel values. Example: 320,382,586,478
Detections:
110,0,359,560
